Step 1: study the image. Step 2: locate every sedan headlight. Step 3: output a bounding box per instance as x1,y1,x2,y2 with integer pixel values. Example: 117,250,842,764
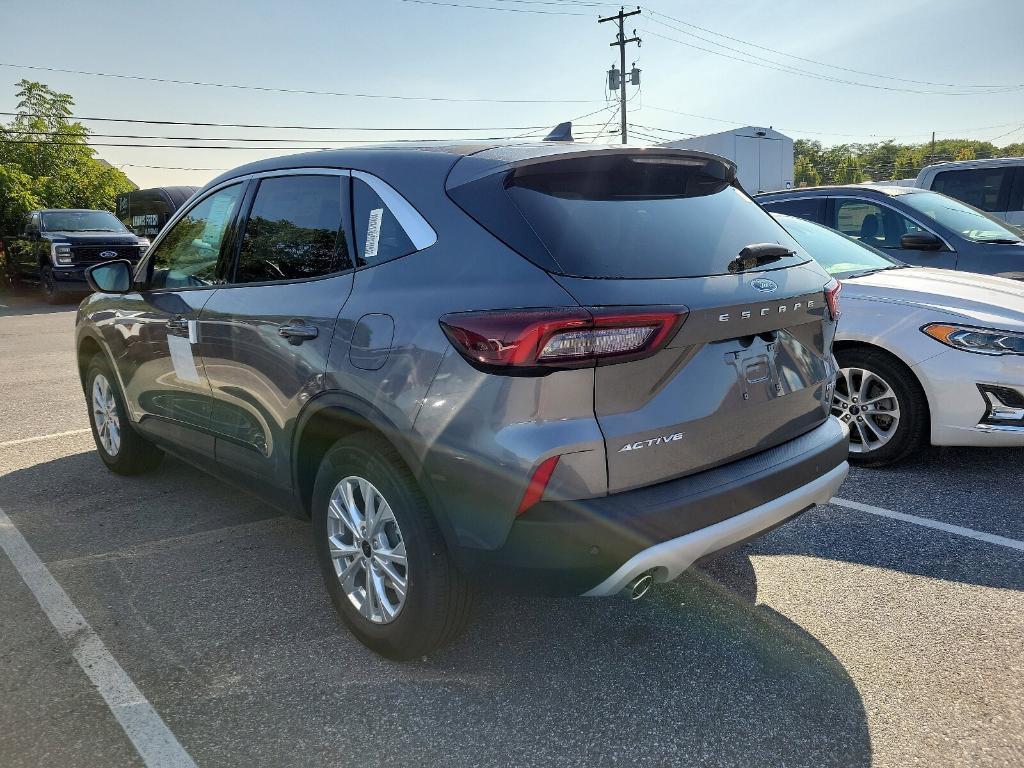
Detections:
50,243,73,266
922,323,1024,356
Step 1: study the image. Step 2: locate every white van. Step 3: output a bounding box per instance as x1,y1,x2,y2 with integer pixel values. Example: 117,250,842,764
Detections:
915,157,1024,227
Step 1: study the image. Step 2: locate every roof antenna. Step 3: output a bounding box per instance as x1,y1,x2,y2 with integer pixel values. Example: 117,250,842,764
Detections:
543,122,573,142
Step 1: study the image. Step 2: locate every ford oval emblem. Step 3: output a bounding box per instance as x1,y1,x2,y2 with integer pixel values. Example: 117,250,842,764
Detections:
750,278,778,294
99,250,118,259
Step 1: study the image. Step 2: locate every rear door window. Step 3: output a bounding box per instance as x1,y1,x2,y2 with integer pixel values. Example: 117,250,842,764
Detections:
931,167,1013,213
233,175,350,284
759,197,825,223
454,153,805,279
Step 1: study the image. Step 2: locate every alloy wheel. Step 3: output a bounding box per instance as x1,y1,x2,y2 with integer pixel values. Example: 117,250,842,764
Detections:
91,373,121,456
832,366,901,454
326,476,408,624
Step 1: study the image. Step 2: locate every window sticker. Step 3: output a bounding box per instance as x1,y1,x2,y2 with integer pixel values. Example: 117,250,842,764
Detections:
167,333,200,384
365,208,383,260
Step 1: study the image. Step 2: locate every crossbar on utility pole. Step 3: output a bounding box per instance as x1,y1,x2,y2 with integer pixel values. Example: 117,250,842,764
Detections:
599,6,641,144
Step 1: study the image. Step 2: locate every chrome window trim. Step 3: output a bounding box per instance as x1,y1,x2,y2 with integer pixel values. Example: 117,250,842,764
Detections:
351,170,437,250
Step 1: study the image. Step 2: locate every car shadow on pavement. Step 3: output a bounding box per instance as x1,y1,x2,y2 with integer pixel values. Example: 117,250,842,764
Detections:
433,561,872,767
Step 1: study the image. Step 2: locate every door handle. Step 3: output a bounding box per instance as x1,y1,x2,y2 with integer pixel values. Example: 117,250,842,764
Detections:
166,316,188,331
278,321,319,345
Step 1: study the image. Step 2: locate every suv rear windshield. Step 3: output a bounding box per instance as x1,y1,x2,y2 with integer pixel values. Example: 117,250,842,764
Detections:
450,152,806,278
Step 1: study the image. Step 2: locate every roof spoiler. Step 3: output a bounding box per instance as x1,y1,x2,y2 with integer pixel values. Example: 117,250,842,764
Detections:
543,122,573,142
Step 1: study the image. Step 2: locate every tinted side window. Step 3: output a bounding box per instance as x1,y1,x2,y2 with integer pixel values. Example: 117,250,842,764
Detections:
234,175,350,284
832,198,925,250
759,197,824,223
149,184,244,289
931,167,1012,212
1008,167,1024,213
352,178,415,266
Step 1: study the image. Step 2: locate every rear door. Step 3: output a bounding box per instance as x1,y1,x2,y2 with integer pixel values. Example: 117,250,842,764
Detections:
199,171,355,493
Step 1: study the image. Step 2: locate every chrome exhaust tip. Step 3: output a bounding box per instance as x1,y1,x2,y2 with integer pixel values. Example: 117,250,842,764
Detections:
623,572,655,600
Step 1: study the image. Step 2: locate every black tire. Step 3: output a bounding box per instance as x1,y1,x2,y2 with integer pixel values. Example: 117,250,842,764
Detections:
834,346,929,467
311,433,472,660
40,264,61,304
84,355,163,475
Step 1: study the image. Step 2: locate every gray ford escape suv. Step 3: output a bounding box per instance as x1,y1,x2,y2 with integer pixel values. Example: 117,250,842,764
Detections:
76,142,849,659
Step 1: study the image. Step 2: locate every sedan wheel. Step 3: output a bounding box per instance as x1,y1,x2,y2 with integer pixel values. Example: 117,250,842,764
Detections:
832,366,901,454
326,475,409,624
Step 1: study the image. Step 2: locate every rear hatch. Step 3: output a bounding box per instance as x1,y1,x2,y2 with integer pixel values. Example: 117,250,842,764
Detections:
448,147,838,493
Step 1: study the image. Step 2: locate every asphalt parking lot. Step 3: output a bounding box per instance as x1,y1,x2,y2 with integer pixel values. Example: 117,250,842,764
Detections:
1,293,1021,768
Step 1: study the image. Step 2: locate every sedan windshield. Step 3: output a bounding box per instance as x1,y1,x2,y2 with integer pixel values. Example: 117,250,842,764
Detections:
772,212,902,277
899,191,1023,244
40,210,127,232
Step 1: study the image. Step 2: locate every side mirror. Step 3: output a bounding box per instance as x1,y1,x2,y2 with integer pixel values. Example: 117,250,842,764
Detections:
85,260,134,294
900,232,943,251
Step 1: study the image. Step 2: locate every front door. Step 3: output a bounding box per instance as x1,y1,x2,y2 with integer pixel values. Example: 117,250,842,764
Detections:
830,196,958,270
113,182,247,457
199,172,355,492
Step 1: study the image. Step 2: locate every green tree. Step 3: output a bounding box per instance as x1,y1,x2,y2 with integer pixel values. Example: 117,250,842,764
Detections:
793,156,821,187
0,80,135,238
834,155,864,184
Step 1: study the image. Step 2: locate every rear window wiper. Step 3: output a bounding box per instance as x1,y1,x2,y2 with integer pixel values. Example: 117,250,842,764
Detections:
728,243,795,274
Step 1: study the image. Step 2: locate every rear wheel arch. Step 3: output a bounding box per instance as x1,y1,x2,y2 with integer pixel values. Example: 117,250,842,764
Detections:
292,397,458,549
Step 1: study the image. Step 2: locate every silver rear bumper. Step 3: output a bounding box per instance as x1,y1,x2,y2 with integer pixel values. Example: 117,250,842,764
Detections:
582,461,849,597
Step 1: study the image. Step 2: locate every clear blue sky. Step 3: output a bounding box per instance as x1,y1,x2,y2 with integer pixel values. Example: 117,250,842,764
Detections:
1,0,1022,189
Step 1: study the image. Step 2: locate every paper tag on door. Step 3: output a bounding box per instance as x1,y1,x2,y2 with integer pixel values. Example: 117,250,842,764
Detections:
364,208,383,260
167,333,200,384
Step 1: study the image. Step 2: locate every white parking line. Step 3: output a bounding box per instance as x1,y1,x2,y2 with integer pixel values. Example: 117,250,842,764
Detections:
831,496,1024,553
0,428,92,449
0,505,197,768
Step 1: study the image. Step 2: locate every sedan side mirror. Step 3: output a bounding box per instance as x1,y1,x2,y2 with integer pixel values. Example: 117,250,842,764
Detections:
900,232,943,251
86,260,134,294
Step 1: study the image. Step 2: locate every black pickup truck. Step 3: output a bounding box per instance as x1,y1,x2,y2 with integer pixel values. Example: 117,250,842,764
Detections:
1,209,150,303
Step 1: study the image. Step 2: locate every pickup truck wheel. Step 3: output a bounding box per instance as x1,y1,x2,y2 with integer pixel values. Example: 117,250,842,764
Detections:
833,347,928,467
40,265,61,304
312,433,473,659
85,355,163,475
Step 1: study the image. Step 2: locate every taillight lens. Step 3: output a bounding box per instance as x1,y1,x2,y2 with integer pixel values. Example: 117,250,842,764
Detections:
439,306,687,373
824,279,842,321
517,455,560,515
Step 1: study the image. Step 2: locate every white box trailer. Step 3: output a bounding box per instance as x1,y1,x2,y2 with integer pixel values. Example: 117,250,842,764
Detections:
660,126,794,195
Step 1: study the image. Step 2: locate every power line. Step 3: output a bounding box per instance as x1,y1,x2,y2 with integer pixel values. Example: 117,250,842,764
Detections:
638,5,1021,90
398,0,589,14
0,111,605,132
0,61,602,104
5,128,612,143
639,27,1021,97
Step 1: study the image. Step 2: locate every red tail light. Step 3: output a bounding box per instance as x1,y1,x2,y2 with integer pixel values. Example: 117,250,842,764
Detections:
439,306,687,374
825,280,842,321
517,455,561,516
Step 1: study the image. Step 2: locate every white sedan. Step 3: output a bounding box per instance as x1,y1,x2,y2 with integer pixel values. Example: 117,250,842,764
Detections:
773,212,1024,466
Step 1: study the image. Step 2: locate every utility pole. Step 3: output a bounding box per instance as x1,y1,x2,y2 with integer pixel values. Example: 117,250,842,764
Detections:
599,6,641,144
